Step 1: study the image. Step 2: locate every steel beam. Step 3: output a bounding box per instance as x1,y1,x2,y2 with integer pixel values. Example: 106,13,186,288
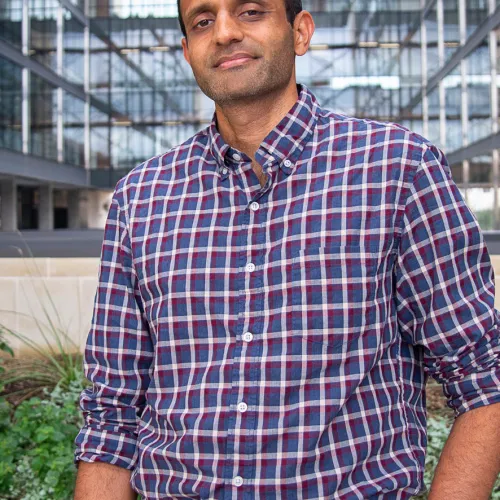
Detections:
57,0,180,144
489,0,499,228
84,24,91,174
437,0,446,149
21,0,30,155
56,3,64,163
0,39,86,102
459,0,469,204
446,132,500,165
421,0,429,139
59,0,88,26
0,38,157,144
403,4,500,114
58,0,182,117
0,149,89,188
401,0,437,47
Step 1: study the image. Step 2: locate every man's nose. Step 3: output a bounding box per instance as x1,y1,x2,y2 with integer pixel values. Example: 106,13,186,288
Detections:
213,12,244,46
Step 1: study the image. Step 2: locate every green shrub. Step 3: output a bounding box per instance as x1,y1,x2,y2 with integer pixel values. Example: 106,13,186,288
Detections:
0,379,85,500
0,333,14,395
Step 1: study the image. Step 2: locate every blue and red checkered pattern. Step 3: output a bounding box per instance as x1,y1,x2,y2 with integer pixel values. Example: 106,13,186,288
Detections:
74,85,500,499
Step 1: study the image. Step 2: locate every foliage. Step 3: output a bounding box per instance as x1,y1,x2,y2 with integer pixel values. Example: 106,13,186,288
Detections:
0,335,14,360
0,333,14,394
0,379,85,500
0,318,83,396
424,415,453,490
0,249,86,401
0,349,85,405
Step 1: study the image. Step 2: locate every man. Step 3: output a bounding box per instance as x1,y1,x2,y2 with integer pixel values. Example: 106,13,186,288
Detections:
74,0,500,498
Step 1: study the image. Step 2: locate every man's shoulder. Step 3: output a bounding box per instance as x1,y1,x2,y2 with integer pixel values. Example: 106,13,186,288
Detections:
315,107,431,153
114,127,210,195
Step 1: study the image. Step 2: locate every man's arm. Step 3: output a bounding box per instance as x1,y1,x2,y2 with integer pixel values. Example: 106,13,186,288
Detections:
74,462,136,500
427,403,500,500
73,181,154,490
394,142,500,496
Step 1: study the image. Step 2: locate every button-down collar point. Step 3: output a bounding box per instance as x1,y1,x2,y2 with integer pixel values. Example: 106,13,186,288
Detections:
208,84,318,171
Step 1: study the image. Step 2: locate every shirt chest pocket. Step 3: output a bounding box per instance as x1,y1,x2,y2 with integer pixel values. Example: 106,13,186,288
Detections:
290,245,381,351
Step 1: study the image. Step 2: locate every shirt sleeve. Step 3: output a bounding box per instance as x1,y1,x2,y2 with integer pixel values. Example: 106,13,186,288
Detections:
74,182,154,469
394,142,500,417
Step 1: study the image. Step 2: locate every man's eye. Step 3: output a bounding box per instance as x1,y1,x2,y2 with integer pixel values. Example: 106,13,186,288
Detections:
242,10,262,16
195,19,212,28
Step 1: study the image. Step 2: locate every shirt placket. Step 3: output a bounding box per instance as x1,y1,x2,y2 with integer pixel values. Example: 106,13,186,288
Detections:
224,168,270,500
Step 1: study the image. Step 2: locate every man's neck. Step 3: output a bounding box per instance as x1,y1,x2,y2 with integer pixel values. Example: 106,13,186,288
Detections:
214,80,299,160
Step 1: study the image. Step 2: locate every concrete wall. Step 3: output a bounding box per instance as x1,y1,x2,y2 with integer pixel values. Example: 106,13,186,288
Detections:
2,256,500,356
0,258,99,355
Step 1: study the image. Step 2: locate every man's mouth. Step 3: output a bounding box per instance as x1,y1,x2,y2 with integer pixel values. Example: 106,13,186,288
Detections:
215,53,258,70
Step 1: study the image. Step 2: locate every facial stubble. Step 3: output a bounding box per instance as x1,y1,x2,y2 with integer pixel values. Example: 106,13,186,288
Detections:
190,28,296,106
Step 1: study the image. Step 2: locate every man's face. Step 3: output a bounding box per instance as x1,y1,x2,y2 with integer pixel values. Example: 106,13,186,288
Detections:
181,0,297,105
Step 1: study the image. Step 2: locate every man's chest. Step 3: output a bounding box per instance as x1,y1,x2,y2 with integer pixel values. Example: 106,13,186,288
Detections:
127,160,401,350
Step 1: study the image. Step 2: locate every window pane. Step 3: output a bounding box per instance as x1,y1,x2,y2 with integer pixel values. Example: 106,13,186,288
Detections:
63,92,85,166
30,72,57,160
30,0,58,73
0,0,23,49
0,56,23,152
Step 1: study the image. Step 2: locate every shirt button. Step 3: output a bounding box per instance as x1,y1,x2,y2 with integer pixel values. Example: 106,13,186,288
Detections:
221,168,228,175
233,476,243,487
245,263,255,272
243,332,253,342
250,202,259,211
237,402,248,412
284,159,292,167
232,153,241,161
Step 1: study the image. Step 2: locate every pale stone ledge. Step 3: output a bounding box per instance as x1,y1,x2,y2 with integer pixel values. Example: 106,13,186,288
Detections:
0,258,99,278
0,258,100,353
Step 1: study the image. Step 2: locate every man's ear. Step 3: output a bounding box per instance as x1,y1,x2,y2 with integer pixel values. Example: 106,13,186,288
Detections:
293,11,315,57
182,37,191,65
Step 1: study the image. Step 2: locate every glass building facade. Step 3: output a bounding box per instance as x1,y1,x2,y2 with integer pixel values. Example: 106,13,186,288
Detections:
0,0,499,230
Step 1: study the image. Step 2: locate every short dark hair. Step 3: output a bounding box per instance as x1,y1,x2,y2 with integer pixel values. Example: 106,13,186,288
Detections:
177,0,303,38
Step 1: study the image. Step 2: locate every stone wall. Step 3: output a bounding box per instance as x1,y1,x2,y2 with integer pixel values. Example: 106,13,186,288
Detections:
1,256,500,355
0,258,99,355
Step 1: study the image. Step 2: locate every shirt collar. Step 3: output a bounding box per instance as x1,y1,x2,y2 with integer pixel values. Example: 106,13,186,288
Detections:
208,84,319,179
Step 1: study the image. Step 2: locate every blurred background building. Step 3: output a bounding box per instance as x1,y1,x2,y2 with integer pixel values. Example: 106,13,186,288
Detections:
0,0,499,233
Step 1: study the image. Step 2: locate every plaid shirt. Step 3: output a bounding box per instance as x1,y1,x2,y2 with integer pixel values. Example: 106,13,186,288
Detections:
74,85,500,499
